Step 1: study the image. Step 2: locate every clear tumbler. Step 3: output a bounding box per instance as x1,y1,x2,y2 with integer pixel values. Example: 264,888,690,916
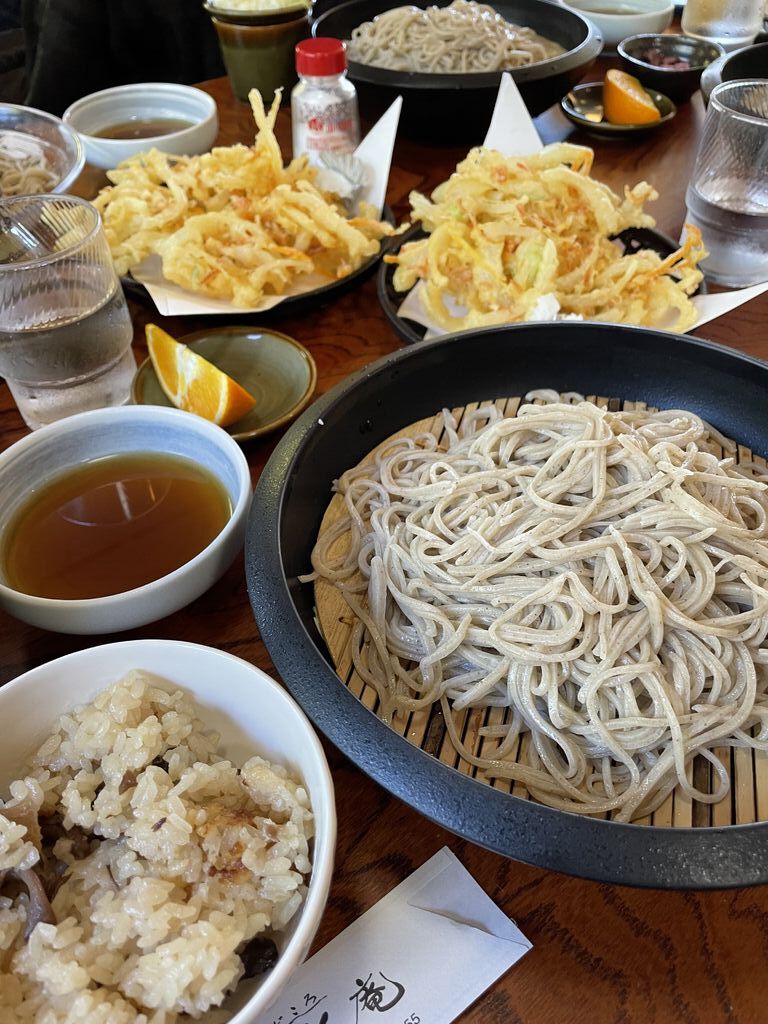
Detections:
684,80,768,288
681,0,764,52
0,194,135,429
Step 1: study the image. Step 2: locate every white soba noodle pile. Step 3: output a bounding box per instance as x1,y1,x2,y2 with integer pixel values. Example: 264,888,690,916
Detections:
347,0,564,74
308,393,768,822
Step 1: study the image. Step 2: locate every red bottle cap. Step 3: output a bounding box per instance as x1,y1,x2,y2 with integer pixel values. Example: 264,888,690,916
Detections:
295,37,347,76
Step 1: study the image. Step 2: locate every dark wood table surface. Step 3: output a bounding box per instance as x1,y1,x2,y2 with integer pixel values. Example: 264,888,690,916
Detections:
2,63,768,1024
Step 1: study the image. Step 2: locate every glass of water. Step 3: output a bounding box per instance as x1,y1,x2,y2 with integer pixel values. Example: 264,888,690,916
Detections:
0,194,135,429
684,80,768,288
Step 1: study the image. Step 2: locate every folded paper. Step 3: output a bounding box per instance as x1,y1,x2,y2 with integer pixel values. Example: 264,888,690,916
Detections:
256,847,531,1024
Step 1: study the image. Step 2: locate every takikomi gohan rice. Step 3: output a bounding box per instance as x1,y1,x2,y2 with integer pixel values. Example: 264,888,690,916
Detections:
0,671,313,1023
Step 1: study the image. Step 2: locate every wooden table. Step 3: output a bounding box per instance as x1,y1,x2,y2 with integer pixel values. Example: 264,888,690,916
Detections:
2,68,768,1024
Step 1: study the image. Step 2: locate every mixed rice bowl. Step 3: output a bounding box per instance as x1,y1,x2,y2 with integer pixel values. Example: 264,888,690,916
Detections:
0,671,314,1023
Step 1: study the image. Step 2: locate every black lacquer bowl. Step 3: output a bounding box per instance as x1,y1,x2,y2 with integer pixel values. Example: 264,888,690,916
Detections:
312,0,603,141
247,323,768,889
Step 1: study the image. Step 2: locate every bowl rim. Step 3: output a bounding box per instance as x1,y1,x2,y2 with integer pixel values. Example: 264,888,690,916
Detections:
62,82,218,143
565,0,675,19
0,405,252,611
312,0,605,88
0,101,85,192
0,637,337,1023
617,32,725,70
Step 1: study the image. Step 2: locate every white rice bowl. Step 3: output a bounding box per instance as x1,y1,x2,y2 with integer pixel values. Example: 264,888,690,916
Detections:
0,641,336,1024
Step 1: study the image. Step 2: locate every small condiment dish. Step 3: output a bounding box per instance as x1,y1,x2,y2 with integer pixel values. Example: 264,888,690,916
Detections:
0,405,251,634
563,0,674,49
561,80,676,136
63,83,219,169
0,638,336,1023
132,327,318,442
618,33,725,101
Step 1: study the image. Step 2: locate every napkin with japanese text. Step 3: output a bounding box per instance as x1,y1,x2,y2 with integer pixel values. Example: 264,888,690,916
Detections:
256,848,531,1024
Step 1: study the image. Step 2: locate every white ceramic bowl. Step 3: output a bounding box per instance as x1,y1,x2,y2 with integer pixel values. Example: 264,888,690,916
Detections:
0,103,85,193
63,82,219,169
563,0,674,48
0,639,336,1024
0,405,251,634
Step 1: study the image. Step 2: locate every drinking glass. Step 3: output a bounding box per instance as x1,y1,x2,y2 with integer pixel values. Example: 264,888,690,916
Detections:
681,0,763,52
684,80,768,288
0,194,135,429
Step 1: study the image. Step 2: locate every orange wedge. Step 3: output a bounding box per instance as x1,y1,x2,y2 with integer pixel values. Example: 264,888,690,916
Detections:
146,324,256,428
603,69,661,126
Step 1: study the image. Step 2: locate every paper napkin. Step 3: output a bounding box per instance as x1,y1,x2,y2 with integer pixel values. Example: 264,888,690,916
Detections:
256,847,531,1024
130,98,403,317
396,73,767,339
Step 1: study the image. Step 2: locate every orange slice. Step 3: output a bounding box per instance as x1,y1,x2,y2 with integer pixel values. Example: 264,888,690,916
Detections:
603,69,661,126
146,324,256,428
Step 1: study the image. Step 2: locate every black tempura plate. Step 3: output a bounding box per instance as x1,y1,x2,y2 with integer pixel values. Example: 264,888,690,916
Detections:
246,322,768,890
377,224,707,345
120,205,397,316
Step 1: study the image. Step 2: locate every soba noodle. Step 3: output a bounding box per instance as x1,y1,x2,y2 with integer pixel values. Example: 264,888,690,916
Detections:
347,0,564,74
307,393,768,822
0,135,57,197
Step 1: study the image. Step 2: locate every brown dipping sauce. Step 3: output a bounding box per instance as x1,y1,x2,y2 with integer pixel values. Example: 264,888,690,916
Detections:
3,452,231,600
93,118,193,140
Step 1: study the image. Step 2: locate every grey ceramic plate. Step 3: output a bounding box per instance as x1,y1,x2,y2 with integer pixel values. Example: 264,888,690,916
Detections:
132,327,317,442
561,81,676,137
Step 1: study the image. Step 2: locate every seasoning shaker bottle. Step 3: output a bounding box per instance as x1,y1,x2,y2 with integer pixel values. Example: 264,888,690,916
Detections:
681,0,764,52
291,37,360,165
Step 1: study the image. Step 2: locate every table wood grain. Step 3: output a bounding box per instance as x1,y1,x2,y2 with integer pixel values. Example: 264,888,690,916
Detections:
2,66,768,1024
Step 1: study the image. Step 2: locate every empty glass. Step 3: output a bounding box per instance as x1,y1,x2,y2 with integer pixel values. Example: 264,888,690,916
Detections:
0,194,135,429
684,80,768,288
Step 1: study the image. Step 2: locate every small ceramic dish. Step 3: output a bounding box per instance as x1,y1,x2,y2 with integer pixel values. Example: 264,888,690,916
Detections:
133,327,318,442
561,81,676,136
0,405,251,634
63,83,218,170
618,34,724,101
563,0,674,48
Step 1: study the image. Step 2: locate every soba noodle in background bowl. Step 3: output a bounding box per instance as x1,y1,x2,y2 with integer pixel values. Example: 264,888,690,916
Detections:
0,104,84,198
312,0,604,141
247,321,768,890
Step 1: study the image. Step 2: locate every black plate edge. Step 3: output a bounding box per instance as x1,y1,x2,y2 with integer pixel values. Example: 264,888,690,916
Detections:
377,223,708,345
246,323,768,889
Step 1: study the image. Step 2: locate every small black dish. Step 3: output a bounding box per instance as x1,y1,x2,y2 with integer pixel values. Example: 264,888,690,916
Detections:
312,0,603,142
700,41,768,105
561,81,676,138
378,224,707,345
618,33,724,102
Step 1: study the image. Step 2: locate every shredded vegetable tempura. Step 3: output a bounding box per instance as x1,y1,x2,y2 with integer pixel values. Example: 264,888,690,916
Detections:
94,90,393,307
386,143,706,333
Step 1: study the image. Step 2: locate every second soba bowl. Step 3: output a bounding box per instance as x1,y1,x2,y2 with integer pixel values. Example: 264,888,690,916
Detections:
247,321,768,890
0,405,251,634
312,0,603,140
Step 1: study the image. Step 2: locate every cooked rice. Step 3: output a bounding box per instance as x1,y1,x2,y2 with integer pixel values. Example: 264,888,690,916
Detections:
0,671,313,1023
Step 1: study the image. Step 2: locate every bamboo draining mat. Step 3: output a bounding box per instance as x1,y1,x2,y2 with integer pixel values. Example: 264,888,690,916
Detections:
313,395,768,829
